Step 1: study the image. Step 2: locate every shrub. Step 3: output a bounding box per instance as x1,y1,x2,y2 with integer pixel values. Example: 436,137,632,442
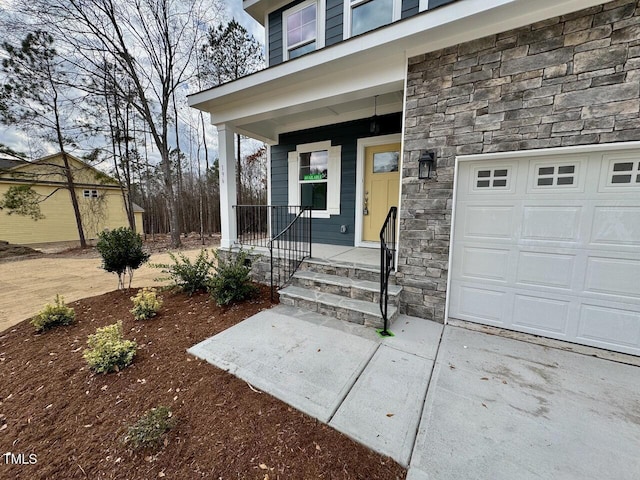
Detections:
151,249,215,295
96,227,150,290
83,321,137,373
31,294,75,332
130,288,162,321
124,406,176,450
208,249,258,306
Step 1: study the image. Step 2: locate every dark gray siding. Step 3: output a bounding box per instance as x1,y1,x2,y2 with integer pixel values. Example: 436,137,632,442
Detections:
268,9,283,66
401,0,419,19
269,0,460,65
271,113,402,246
325,0,344,47
427,0,456,9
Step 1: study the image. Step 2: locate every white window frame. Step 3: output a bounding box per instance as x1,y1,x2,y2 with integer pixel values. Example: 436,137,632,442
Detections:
282,0,326,61
343,0,402,39
83,189,99,198
288,140,341,218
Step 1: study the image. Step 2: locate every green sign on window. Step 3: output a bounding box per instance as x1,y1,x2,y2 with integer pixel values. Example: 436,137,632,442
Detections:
303,173,324,181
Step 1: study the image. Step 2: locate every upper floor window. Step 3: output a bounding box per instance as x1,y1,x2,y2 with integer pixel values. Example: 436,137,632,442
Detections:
284,1,317,60
346,0,401,37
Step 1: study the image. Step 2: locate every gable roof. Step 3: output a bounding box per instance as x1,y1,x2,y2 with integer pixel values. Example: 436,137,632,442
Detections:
0,157,28,171
0,152,120,189
132,202,145,213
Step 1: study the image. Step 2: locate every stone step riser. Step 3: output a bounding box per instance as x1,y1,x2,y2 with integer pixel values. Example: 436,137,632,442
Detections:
298,262,396,285
289,276,399,306
279,294,397,330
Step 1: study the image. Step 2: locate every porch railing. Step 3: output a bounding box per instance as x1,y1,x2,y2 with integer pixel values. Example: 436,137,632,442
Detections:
234,205,312,300
379,206,397,336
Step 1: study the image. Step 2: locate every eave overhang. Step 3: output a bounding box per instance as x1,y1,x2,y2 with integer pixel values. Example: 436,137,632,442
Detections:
190,0,611,144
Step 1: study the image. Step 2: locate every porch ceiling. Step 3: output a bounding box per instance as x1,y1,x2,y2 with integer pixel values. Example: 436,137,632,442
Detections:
236,89,405,144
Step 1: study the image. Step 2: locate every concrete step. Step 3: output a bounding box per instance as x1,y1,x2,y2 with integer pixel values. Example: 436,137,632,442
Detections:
299,258,392,284
290,270,402,306
279,285,398,330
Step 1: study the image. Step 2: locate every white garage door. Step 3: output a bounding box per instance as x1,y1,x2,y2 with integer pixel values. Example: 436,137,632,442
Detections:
449,149,640,356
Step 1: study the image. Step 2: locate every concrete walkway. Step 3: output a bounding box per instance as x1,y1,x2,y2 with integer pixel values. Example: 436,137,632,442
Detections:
189,304,443,466
0,249,205,332
189,305,640,479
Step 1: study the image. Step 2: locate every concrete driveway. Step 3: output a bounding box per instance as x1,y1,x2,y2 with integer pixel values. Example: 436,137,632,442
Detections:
189,305,640,479
409,326,640,480
0,249,205,332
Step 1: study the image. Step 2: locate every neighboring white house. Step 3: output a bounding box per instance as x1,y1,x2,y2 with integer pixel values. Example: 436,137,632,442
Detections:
190,0,640,356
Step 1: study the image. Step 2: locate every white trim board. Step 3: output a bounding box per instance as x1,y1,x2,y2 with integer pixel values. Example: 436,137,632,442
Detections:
355,133,402,247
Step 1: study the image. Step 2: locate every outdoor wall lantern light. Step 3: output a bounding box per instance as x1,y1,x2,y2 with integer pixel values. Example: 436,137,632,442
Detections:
418,150,436,179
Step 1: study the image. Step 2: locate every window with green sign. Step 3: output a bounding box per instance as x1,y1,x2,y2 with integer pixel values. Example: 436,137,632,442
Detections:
299,150,328,210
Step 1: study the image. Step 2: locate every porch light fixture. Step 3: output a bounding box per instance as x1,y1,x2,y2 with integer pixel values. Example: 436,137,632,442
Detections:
369,95,380,135
418,150,436,179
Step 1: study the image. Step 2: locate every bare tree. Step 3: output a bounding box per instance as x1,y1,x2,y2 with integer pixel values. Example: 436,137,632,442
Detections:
0,30,88,247
20,0,221,248
200,19,265,204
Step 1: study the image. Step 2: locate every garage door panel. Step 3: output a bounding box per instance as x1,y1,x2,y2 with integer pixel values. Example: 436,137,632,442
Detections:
584,257,640,299
577,305,640,352
521,206,582,242
512,294,570,335
461,247,510,282
463,205,514,239
455,284,507,325
591,207,640,246
515,251,575,289
451,150,640,356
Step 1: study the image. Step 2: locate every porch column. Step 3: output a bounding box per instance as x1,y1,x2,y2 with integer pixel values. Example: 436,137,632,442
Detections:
217,124,237,249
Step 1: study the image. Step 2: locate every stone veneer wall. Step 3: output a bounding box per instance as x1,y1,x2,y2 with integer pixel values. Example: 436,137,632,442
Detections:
399,0,640,322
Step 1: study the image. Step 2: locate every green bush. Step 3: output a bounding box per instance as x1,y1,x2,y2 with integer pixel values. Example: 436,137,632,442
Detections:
31,294,75,332
208,249,258,306
130,288,162,321
83,321,137,373
151,249,215,295
124,406,176,450
96,227,150,290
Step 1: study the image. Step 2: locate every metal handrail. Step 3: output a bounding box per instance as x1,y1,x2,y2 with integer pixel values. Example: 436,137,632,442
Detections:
379,206,397,336
269,206,312,301
234,204,312,301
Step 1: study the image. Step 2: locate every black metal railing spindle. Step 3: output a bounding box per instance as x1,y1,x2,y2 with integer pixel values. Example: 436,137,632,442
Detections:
234,204,312,301
379,206,397,336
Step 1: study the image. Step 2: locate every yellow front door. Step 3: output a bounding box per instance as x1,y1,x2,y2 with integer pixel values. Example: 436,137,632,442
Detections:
362,143,401,242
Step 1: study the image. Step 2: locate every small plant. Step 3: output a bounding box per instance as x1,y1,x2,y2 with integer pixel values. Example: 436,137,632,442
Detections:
124,406,176,450
31,294,75,332
83,321,137,373
152,249,215,295
130,288,163,321
208,249,258,306
96,227,150,290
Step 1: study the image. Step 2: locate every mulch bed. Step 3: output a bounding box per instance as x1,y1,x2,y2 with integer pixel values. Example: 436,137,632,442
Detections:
0,285,405,479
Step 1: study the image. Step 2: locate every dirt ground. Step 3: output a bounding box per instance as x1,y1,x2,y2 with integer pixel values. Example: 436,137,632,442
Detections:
0,287,405,479
0,234,218,333
0,250,209,333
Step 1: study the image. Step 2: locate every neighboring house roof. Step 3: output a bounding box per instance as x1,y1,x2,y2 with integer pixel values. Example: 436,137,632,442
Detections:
0,152,121,189
0,157,27,171
132,202,145,213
